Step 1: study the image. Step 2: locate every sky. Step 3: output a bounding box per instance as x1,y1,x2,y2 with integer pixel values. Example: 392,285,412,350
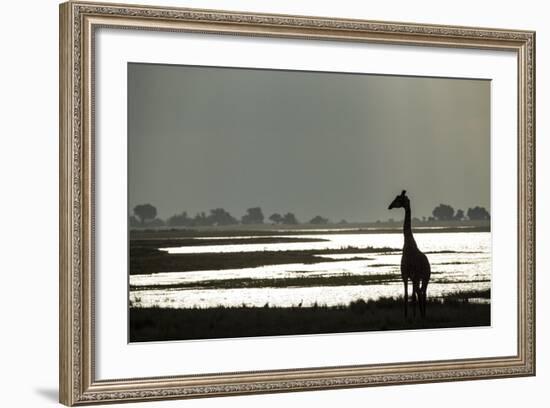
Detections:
128,63,490,223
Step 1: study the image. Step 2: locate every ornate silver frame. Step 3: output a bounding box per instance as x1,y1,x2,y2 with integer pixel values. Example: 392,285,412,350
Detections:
59,1,536,405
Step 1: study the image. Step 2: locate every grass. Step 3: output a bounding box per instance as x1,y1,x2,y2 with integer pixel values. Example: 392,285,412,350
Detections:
130,273,404,291
129,294,491,342
443,289,491,300
128,271,487,292
129,244,398,275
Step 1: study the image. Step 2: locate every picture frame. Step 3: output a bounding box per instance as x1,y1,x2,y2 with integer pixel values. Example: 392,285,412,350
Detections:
59,1,536,405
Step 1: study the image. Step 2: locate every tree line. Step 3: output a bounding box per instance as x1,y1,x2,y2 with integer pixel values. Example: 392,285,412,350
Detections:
130,203,490,228
130,204,332,228
431,203,490,221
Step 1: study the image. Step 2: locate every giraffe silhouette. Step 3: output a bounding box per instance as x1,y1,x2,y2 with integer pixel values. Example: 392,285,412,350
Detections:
388,190,431,318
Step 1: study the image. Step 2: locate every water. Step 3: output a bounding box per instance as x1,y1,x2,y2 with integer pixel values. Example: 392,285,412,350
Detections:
130,231,490,309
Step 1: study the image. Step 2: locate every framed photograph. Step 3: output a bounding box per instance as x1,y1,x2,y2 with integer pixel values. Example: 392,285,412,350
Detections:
59,1,535,405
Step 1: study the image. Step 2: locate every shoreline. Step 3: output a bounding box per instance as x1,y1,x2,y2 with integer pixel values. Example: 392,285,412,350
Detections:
130,223,490,240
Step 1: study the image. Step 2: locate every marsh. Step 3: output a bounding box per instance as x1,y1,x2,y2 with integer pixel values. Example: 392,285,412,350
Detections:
128,225,491,341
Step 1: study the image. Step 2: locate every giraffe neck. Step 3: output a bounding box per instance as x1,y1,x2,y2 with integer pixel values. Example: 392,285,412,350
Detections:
403,204,416,247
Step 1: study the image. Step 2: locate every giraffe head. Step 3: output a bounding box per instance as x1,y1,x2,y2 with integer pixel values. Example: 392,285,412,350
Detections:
388,190,410,210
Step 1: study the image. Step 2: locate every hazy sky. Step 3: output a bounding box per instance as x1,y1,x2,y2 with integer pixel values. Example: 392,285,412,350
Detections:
128,63,490,222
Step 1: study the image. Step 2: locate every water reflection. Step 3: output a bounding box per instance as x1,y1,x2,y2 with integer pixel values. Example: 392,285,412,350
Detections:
160,232,489,254
130,232,490,309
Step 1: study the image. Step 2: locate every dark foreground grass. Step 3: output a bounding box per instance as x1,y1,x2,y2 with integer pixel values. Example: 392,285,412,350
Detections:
129,296,490,342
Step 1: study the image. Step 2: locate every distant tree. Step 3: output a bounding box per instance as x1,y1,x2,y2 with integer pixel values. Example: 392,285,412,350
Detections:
241,207,265,224
146,218,165,228
428,216,435,222
422,216,427,223
309,215,329,225
269,213,283,224
192,212,214,227
432,204,455,221
339,219,348,224
282,212,299,225
129,215,140,228
455,209,465,221
209,208,238,226
412,217,421,224
167,211,191,227
133,204,157,225
467,206,490,220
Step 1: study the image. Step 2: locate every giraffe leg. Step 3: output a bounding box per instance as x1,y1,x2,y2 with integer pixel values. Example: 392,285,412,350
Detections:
403,279,408,318
421,280,429,318
412,281,419,319
423,291,427,318
418,289,426,318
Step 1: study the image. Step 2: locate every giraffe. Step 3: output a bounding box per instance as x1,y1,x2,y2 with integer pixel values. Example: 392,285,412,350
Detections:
388,190,431,318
